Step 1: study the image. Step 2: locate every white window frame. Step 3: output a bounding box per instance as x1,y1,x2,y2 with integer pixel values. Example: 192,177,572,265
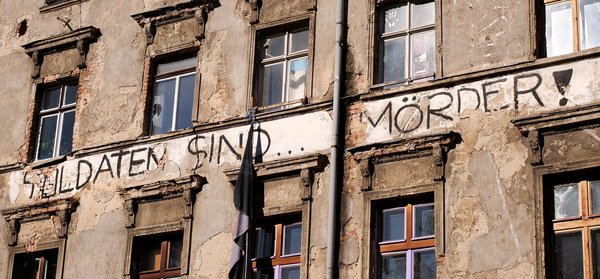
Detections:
381,247,435,279
150,57,197,135
258,28,309,108
377,0,436,85
281,222,302,257
412,202,435,240
379,206,407,244
35,83,77,161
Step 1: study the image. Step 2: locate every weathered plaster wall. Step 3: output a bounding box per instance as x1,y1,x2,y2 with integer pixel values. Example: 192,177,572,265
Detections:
441,0,533,76
1,0,599,278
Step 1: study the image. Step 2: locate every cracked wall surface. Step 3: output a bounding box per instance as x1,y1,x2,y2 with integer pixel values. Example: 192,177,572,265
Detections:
0,0,599,278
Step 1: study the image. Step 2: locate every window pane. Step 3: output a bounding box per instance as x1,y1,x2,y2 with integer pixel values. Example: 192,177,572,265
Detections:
42,87,61,110
290,30,309,53
381,253,407,279
260,63,284,106
579,0,600,50
58,110,75,156
414,249,436,279
140,241,162,271
263,34,285,58
411,30,435,79
43,254,58,279
554,231,584,279
254,267,274,279
592,229,600,279
37,115,58,160
280,265,300,279
592,180,600,214
554,183,580,219
168,238,183,268
382,207,405,242
383,4,407,33
545,2,574,56
255,226,275,259
283,223,302,255
411,1,435,28
175,74,195,130
414,204,435,238
152,79,176,135
287,58,307,102
63,83,77,105
382,36,406,83
156,57,196,75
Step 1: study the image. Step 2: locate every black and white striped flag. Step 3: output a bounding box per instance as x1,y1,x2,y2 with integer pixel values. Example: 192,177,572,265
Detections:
229,125,255,279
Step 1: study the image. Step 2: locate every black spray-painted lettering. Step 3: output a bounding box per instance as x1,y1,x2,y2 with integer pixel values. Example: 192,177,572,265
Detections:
457,88,481,113
513,73,544,110
367,102,393,134
76,160,92,190
427,92,453,129
367,70,573,134
94,154,114,183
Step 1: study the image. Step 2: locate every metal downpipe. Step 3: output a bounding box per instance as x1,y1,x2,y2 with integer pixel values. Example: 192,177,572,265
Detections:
326,0,347,278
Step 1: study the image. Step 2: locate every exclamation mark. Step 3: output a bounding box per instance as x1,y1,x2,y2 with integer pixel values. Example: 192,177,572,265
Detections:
552,69,573,106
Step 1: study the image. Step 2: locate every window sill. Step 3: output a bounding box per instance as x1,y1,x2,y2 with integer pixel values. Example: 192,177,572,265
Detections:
255,98,306,114
30,155,67,169
40,0,88,13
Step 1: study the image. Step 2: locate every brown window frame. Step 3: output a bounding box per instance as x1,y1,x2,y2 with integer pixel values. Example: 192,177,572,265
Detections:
252,219,302,278
11,248,59,279
548,178,600,278
132,232,183,279
373,194,436,279
542,0,600,57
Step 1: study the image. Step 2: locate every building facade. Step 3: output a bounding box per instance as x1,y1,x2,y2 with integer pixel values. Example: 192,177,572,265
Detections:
0,0,599,278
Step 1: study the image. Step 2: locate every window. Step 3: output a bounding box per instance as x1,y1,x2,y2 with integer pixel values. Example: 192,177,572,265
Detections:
35,82,77,161
256,27,309,108
130,232,183,279
544,0,600,57
253,220,302,279
150,57,197,135
11,248,59,279
376,0,435,85
375,196,436,279
548,179,600,278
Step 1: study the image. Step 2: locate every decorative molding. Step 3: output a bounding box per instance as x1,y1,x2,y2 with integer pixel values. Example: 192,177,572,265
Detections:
40,0,88,13
512,103,600,166
117,175,206,228
1,198,78,246
359,158,374,191
300,168,312,201
225,154,328,203
245,0,260,24
350,131,459,191
131,0,219,45
224,154,328,181
22,26,100,78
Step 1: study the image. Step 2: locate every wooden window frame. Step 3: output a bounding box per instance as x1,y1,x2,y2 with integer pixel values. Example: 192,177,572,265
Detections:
6,240,66,279
133,231,183,279
252,220,302,278
550,179,600,278
544,0,582,54
375,196,435,279
542,0,600,57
